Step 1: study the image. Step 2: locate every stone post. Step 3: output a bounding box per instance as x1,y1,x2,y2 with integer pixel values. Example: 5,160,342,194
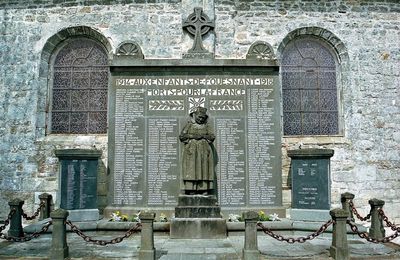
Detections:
50,209,69,260
139,212,156,260
242,211,260,260
340,192,355,221
8,199,24,237
330,209,349,260
39,193,52,220
369,198,385,239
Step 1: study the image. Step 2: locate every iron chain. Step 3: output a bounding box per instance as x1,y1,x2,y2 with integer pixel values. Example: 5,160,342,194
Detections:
257,219,334,243
378,208,400,233
66,220,141,246
349,201,371,221
0,221,52,242
22,202,45,221
347,220,399,243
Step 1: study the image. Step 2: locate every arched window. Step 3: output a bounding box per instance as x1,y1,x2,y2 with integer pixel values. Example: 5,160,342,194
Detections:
282,37,339,136
50,38,108,134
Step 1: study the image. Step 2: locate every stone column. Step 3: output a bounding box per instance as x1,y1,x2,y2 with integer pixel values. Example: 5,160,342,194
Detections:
330,209,349,260
139,212,156,260
369,198,385,239
340,192,354,221
242,211,260,260
50,209,69,260
39,193,52,220
8,199,24,237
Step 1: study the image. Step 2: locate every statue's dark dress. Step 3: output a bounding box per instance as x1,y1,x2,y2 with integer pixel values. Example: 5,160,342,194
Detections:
180,119,215,192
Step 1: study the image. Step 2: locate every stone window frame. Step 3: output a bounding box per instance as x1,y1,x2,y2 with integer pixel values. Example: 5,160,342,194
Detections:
277,27,350,138
36,26,113,138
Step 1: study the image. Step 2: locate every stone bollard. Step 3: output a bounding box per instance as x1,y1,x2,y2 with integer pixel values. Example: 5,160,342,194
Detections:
242,211,260,260
369,198,385,239
39,193,53,220
330,209,349,260
8,199,24,237
139,212,156,260
50,209,69,260
340,192,355,221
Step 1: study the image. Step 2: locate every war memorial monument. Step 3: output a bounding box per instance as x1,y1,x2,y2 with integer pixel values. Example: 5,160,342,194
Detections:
0,1,400,259
1,0,399,226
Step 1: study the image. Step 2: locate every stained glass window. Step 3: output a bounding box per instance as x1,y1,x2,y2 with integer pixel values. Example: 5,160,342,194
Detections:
51,38,108,134
282,37,339,135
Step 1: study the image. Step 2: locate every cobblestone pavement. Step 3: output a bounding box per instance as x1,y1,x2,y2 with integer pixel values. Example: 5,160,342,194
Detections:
0,230,399,260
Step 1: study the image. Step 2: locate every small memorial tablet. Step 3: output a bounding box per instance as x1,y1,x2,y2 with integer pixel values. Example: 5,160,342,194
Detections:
288,149,334,221
56,149,102,211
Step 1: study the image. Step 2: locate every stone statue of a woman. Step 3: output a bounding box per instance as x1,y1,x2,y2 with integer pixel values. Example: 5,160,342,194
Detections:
179,107,215,195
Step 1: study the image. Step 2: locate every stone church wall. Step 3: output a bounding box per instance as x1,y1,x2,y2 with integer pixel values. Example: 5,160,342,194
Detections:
0,0,399,222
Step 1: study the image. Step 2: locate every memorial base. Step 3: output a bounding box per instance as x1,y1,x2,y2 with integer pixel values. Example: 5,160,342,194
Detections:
170,218,227,239
290,209,330,222
67,209,99,222
175,194,221,218
171,194,227,238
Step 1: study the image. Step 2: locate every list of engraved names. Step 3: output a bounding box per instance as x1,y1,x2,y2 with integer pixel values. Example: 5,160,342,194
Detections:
113,75,281,207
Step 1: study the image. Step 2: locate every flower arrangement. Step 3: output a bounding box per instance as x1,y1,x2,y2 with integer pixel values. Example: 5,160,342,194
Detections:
258,211,281,221
258,210,270,221
131,211,141,222
228,213,243,222
269,213,281,222
110,211,129,222
158,213,168,222
110,211,140,222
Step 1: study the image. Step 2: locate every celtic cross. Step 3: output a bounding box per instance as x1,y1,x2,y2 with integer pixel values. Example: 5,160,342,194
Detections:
183,7,215,54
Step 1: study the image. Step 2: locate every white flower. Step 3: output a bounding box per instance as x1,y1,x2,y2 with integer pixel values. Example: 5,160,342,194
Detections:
269,213,280,221
132,211,141,223
111,213,121,222
228,213,240,222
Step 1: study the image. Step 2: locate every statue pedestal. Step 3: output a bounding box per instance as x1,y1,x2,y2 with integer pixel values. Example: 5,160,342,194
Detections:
175,195,221,218
170,195,227,239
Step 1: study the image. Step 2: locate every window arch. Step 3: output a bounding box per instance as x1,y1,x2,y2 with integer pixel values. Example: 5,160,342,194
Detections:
281,36,339,136
50,38,108,134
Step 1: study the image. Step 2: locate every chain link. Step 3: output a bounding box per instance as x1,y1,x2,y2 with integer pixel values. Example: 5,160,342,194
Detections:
347,220,399,243
22,202,46,221
378,208,400,233
66,220,141,246
349,201,371,221
0,221,52,242
257,219,334,243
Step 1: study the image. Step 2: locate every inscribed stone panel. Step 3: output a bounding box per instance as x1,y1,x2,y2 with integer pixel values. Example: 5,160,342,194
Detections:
110,67,282,209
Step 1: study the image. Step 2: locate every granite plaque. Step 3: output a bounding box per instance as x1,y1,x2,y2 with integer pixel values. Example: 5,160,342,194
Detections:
60,159,98,210
56,149,101,210
288,149,334,210
110,65,282,210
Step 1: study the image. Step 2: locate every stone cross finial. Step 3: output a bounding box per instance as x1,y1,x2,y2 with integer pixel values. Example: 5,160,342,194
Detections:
183,7,214,54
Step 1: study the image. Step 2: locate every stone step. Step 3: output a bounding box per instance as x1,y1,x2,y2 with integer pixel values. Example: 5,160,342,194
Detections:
159,253,240,260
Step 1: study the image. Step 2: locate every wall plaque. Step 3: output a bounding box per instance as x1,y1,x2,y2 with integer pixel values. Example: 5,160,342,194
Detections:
288,149,334,210
109,62,282,212
56,149,101,210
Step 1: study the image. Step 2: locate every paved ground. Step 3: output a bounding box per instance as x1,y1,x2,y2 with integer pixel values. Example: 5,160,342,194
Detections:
0,229,399,260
